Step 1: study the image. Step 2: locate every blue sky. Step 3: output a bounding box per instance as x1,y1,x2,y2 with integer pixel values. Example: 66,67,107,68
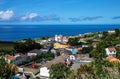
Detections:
0,0,120,24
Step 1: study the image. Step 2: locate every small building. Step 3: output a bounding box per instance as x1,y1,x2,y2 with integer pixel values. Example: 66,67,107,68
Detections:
92,41,99,48
40,67,49,77
51,48,56,54
66,48,78,54
15,53,28,65
108,30,115,34
106,56,120,63
105,47,117,57
40,55,66,78
69,55,75,62
39,40,47,45
27,49,41,56
40,48,49,53
58,49,72,55
82,44,88,48
55,34,63,42
54,43,68,49
63,37,68,43
55,34,68,43
5,54,15,64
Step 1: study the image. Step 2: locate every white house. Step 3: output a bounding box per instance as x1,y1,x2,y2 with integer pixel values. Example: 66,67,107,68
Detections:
63,37,68,43
55,34,63,42
69,55,75,61
108,30,115,34
40,67,50,77
82,44,88,48
39,40,47,45
105,47,117,57
55,34,68,43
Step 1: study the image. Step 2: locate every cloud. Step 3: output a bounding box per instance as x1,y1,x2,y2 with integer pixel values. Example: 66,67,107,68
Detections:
39,14,61,21
21,13,38,20
20,14,61,22
69,16,103,22
112,16,120,19
0,10,14,20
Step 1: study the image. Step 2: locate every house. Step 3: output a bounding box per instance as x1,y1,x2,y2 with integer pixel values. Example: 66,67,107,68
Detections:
98,34,103,37
69,55,75,62
54,43,68,49
106,56,120,63
55,34,68,43
42,55,66,68
82,44,88,48
105,47,117,57
92,41,99,48
44,42,53,49
51,48,56,54
39,40,47,45
77,47,82,51
40,67,50,77
66,48,78,54
55,34,63,42
5,54,15,64
108,30,115,34
63,37,68,43
27,49,41,56
14,53,28,65
57,48,72,55
40,48,49,53
40,55,66,77
80,38,86,42
48,38,54,42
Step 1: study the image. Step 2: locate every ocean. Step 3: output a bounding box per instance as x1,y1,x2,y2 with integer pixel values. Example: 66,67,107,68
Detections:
0,25,120,41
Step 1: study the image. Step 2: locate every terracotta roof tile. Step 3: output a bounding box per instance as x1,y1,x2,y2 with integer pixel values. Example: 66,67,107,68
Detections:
5,54,15,61
43,55,66,68
108,47,116,51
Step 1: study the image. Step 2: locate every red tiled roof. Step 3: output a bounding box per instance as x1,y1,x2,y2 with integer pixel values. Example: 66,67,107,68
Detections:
108,47,116,51
43,55,66,68
106,56,120,63
77,47,82,51
5,54,15,61
28,49,40,53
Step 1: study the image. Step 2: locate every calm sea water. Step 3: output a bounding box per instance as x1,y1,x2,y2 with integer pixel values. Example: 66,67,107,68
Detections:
0,25,120,41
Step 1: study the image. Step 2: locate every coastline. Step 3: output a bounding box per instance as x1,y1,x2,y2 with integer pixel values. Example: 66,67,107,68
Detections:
0,25,120,41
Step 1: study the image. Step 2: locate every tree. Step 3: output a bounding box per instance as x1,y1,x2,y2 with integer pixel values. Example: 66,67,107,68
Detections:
115,28,120,37
82,46,93,54
56,52,60,56
76,64,94,79
14,39,42,53
50,63,71,79
68,37,79,46
0,55,18,79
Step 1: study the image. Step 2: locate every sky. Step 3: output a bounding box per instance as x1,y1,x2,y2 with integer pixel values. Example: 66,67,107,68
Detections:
0,0,120,24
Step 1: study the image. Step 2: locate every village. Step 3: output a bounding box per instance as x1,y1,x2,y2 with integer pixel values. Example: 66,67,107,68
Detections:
3,29,120,79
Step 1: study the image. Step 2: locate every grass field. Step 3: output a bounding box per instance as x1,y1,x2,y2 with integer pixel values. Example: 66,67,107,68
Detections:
0,41,14,50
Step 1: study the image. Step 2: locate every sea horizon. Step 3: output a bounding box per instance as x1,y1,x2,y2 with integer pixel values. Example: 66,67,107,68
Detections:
0,24,120,41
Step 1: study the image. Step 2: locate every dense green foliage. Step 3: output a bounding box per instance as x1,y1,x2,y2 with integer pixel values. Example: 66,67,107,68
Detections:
81,46,93,54
0,55,17,79
68,37,80,46
14,39,42,53
0,41,14,50
0,41,14,55
50,63,71,79
69,29,120,79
